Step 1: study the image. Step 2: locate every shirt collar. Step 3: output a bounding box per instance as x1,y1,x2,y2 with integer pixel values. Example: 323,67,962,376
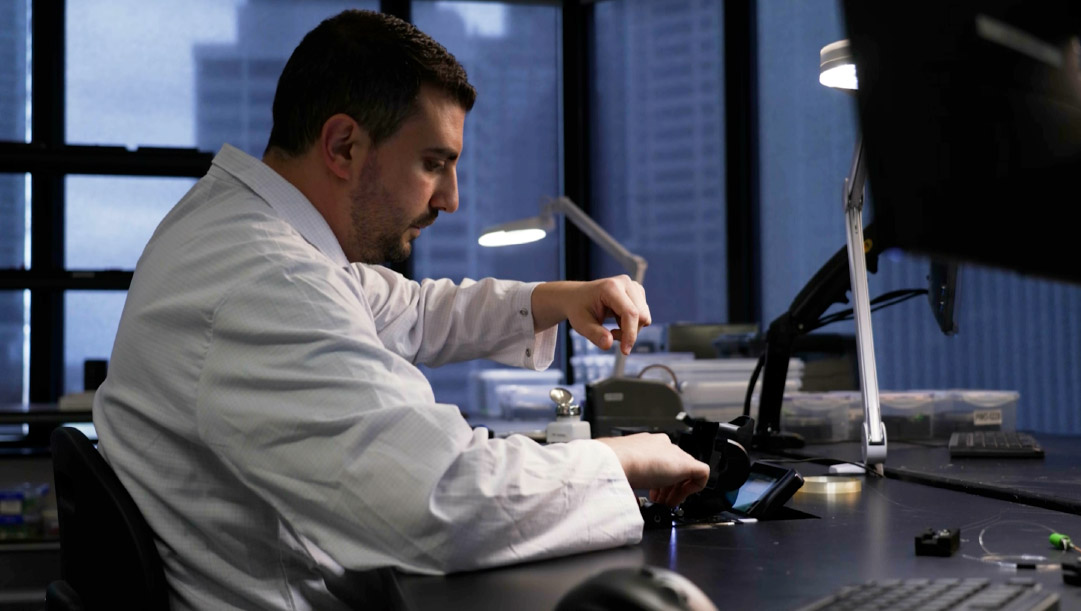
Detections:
211,143,350,267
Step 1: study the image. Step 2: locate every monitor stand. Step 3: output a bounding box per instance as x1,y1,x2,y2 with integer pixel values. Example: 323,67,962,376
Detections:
843,136,886,473
753,135,886,473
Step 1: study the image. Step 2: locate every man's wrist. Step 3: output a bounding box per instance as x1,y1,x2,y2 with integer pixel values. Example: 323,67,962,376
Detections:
530,281,580,332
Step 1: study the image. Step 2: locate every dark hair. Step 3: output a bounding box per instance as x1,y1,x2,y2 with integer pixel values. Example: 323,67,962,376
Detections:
265,10,476,156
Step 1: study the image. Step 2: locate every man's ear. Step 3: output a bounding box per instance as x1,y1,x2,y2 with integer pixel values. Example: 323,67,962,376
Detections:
319,114,370,181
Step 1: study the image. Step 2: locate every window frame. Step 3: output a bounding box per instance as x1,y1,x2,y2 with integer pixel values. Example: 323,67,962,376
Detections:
2,0,752,402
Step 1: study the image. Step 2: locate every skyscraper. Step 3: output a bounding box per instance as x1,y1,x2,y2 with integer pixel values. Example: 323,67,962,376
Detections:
192,3,563,411
411,4,563,410
593,0,727,325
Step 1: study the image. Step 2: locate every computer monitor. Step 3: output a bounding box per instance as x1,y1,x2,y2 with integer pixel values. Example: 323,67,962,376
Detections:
843,1,1081,284
928,259,960,336
667,323,758,359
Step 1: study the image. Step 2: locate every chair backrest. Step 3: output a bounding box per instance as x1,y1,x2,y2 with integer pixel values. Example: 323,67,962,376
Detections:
50,426,170,610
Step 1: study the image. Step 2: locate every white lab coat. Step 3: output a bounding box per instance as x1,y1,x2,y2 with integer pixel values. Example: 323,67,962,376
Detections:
93,144,642,611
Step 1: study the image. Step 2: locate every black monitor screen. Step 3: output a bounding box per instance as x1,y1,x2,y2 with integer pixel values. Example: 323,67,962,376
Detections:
843,1,1081,285
928,259,960,336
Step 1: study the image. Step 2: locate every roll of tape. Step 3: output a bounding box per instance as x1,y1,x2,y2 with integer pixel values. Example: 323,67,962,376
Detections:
799,476,862,495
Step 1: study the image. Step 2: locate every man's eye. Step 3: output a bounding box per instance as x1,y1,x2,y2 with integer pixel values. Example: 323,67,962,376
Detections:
424,159,445,172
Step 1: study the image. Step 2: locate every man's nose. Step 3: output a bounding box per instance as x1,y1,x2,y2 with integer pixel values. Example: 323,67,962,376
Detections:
432,169,458,213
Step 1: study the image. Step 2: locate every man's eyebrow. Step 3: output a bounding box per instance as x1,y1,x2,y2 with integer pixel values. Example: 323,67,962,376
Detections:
424,147,459,161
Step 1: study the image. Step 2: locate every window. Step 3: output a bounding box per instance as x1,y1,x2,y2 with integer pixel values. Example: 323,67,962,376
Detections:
65,176,195,271
60,0,379,394
756,1,1081,434
591,0,727,326
411,1,563,413
62,175,195,393
0,0,30,404
0,1,382,405
63,291,124,393
66,0,369,157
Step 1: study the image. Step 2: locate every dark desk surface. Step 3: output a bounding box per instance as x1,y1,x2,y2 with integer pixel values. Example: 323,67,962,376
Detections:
0,403,92,425
0,404,93,454
393,444,1081,610
792,434,1081,514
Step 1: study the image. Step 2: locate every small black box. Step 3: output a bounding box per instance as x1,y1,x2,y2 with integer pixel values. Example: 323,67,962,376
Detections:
915,528,960,557
1063,557,1081,586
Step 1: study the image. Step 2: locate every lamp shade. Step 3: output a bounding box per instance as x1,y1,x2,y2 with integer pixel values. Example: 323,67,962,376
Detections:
477,214,553,246
477,228,547,247
819,39,857,90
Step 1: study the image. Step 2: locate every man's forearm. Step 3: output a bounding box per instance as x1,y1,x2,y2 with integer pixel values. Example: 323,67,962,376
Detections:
530,281,583,333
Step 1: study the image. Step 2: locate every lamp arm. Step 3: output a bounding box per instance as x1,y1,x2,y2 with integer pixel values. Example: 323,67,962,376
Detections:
547,197,648,284
548,197,647,377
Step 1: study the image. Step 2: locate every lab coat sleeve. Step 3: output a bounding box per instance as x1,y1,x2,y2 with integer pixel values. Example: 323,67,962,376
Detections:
196,262,642,575
354,263,558,370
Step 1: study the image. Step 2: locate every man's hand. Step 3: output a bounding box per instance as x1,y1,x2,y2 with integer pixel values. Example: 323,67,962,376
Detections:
531,276,651,355
597,433,710,507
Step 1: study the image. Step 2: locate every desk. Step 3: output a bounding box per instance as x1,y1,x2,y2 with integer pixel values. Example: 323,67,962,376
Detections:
391,440,1081,610
0,404,92,452
792,435,1081,514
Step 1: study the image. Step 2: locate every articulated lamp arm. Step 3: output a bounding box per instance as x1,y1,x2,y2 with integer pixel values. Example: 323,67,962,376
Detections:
545,197,648,285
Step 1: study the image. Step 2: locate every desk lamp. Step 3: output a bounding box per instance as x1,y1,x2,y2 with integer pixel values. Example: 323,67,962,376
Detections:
820,39,887,471
478,196,647,378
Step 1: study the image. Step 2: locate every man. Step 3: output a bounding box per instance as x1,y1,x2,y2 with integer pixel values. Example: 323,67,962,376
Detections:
94,9,708,610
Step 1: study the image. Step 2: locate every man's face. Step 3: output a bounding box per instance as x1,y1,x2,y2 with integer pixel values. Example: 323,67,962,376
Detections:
347,86,465,264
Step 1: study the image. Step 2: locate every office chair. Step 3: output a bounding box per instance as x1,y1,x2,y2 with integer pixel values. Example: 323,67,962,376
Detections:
47,426,170,611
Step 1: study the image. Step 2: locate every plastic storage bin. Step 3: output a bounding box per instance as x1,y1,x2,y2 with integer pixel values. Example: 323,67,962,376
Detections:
679,381,754,423
932,389,1019,438
496,383,587,420
679,379,802,423
469,368,564,417
570,352,695,384
637,358,804,386
781,391,856,443
879,391,935,440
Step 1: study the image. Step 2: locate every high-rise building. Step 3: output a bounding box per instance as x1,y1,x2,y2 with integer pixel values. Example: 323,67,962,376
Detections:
192,3,563,412
192,1,331,157
411,4,563,411
593,0,727,324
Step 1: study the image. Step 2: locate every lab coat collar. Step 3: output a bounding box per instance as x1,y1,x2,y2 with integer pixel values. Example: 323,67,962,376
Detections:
211,143,350,268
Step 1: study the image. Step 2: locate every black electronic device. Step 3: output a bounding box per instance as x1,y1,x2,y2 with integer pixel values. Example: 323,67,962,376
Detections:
645,458,804,527
584,377,685,438
753,228,961,450
723,460,805,520
666,322,757,359
555,565,717,611
753,226,884,450
914,528,961,557
843,1,1081,285
1063,557,1081,587
639,416,753,527
948,431,1045,459
675,416,753,520
928,260,960,336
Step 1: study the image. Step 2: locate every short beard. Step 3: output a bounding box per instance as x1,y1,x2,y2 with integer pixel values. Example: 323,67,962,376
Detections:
349,154,436,264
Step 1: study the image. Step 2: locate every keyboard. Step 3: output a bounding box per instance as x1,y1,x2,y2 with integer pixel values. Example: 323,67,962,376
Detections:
948,431,1045,459
795,577,1059,610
